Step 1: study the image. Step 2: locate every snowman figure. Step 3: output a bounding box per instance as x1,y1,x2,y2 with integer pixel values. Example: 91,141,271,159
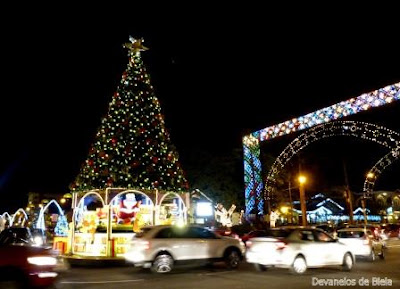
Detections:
117,193,141,224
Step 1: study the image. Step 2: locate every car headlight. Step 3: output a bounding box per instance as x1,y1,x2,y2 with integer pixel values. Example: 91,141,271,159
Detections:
33,236,44,246
27,256,57,266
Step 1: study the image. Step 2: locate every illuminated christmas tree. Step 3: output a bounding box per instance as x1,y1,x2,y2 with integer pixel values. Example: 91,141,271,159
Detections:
54,215,68,237
70,36,189,193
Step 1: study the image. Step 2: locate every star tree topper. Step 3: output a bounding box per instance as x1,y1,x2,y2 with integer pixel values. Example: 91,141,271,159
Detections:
124,36,149,56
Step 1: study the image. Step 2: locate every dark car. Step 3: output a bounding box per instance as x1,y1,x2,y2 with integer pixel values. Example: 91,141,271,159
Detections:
381,223,400,239
0,228,66,288
0,227,47,247
0,227,34,245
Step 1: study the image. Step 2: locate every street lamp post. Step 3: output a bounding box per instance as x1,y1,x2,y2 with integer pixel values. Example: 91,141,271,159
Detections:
298,175,307,226
362,172,375,225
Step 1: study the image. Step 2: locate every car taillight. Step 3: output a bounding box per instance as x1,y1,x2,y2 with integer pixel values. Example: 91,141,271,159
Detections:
275,241,287,250
245,241,252,248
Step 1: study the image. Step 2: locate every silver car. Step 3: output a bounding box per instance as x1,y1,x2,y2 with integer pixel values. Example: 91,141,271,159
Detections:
336,227,385,261
124,224,246,273
246,226,354,274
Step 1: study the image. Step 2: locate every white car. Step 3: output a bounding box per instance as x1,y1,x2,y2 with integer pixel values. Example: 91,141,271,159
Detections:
124,224,246,273
336,227,385,261
246,226,354,274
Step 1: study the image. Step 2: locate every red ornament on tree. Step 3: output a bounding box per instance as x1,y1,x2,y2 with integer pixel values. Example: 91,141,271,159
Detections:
87,159,94,166
113,92,119,98
152,156,159,164
167,153,174,161
106,177,113,187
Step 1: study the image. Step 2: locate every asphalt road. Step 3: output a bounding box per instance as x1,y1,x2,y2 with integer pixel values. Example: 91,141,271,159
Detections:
56,239,400,289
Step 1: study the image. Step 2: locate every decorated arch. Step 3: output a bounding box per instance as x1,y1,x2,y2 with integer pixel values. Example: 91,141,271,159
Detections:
73,190,106,224
37,199,65,231
265,121,400,198
243,82,400,216
1,212,12,225
10,208,28,226
109,189,155,227
363,146,400,192
157,192,187,225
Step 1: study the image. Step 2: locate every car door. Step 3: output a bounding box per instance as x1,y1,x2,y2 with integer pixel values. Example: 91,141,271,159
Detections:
297,230,326,266
313,230,344,265
195,227,224,258
170,227,209,260
186,227,219,259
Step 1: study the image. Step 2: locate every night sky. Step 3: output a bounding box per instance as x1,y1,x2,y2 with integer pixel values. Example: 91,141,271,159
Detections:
1,5,399,212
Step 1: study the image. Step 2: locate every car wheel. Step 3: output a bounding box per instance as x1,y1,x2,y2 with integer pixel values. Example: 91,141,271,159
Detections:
224,249,240,269
379,248,385,260
342,253,353,271
291,256,307,274
368,249,376,262
254,263,267,272
151,254,174,273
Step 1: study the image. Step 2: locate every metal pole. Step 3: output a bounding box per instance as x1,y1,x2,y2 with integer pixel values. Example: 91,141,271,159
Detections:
361,195,368,226
288,180,293,224
299,183,307,226
343,160,354,224
347,188,354,224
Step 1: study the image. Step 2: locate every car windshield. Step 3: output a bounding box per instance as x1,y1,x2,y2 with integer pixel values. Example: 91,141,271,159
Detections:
337,231,365,238
0,228,33,245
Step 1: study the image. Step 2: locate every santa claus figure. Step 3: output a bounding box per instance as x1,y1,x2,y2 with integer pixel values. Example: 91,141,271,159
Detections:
117,193,141,224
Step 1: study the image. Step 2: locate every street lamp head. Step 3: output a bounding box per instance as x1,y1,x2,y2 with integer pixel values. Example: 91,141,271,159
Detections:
280,206,289,214
298,175,307,184
366,172,375,179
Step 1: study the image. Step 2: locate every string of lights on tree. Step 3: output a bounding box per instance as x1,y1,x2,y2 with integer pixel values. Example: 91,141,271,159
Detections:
243,82,400,216
54,215,68,237
264,120,400,199
70,36,189,193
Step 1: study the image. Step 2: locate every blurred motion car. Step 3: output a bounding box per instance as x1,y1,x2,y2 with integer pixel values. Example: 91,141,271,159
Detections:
380,223,400,239
246,226,354,274
124,224,246,273
241,230,268,246
0,228,66,288
314,223,337,237
0,227,34,245
336,227,385,261
211,227,241,240
0,227,47,247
